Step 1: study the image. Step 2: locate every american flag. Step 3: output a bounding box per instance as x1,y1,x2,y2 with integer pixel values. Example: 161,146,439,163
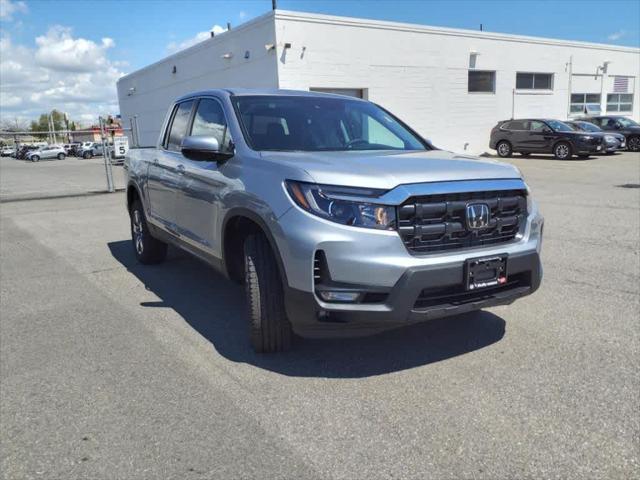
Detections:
613,76,629,93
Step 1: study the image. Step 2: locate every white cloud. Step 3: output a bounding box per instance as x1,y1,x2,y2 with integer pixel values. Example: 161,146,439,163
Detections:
166,25,226,53
0,29,125,125
607,30,625,41
34,26,116,72
239,11,247,19
0,0,27,21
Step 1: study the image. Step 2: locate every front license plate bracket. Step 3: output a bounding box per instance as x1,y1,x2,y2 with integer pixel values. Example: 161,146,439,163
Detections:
465,255,508,290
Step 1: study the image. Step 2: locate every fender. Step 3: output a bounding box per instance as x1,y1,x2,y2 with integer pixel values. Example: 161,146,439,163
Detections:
126,180,145,211
221,207,289,286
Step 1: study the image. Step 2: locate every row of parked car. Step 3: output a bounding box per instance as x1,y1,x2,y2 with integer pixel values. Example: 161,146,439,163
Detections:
490,115,640,160
0,141,110,162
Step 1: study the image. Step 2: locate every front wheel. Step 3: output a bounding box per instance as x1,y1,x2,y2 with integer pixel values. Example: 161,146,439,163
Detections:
31,155,40,162
553,142,572,160
496,141,512,158
244,233,293,353
129,199,167,264
628,136,640,152
57,153,65,160
83,152,91,159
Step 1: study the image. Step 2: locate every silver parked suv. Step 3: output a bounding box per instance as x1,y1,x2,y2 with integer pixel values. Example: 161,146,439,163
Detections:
125,89,543,352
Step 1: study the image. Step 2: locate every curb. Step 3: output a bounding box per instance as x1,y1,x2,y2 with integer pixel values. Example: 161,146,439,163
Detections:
0,188,125,203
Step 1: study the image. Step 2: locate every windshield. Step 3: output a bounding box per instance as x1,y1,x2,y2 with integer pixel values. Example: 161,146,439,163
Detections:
233,95,428,152
617,117,639,127
547,120,574,132
574,122,601,132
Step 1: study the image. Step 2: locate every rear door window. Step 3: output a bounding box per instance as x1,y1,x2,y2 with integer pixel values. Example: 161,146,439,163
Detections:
506,120,527,130
529,121,547,132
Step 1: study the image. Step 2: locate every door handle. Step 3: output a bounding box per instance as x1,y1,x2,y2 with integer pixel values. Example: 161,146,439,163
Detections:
176,164,185,174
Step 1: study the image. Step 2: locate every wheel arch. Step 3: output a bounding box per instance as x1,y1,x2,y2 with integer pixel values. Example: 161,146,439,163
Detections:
221,208,289,286
126,181,144,212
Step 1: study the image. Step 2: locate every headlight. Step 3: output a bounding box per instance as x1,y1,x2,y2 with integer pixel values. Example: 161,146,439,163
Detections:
604,135,616,143
285,180,396,230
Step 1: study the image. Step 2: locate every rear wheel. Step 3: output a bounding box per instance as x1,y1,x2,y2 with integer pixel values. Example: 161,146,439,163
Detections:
553,142,572,160
496,141,512,158
628,136,640,152
57,153,65,160
129,199,167,264
244,233,292,353
31,155,40,162
83,152,91,159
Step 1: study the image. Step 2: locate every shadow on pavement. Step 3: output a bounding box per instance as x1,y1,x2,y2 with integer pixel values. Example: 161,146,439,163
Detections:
108,240,506,378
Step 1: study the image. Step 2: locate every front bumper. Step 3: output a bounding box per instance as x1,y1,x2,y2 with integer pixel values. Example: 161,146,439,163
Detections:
276,190,544,338
285,250,541,338
576,142,603,154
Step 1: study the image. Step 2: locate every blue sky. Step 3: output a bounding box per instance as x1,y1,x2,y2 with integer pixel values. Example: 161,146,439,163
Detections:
1,0,639,123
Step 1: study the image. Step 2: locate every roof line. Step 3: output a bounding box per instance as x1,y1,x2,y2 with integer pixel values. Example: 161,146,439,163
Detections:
273,9,640,53
117,10,276,83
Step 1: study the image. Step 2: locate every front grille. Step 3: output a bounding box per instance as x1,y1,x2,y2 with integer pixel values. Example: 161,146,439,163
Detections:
398,189,527,254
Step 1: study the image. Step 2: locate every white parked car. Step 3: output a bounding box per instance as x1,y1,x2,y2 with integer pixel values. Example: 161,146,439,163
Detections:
26,145,66,162
1,146,15,157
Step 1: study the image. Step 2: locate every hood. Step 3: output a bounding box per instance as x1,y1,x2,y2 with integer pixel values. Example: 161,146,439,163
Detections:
259,149,521,190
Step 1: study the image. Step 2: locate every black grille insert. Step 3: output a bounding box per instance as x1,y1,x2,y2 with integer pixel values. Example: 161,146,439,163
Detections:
414,272,530,310
398,189,527,254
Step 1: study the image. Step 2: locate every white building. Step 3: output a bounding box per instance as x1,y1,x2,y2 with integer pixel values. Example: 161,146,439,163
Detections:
117,10,640,154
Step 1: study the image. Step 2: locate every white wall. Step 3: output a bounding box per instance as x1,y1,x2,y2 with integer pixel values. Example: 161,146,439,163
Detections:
117,13,279,146
274,11,640,154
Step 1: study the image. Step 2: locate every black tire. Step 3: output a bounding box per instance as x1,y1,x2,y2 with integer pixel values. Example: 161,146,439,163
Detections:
628,136,640,152
57,153,65,160
31,155,40,162
83,152,91,159
496,141,512,158
244,233,292,353
129,199,167,264
553,142,572,160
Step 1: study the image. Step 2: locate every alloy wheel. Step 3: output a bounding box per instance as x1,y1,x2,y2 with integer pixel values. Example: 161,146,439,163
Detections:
555,144,570,159
132,210,144,255
498,142,511,156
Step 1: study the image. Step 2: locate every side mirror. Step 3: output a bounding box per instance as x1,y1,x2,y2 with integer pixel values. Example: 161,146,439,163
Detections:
181,136,232,162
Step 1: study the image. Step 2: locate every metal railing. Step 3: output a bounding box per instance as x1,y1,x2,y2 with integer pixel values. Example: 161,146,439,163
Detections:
0,116,140,194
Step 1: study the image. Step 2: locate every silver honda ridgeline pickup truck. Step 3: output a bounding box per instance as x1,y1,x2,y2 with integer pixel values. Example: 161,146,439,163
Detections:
125,89,543,352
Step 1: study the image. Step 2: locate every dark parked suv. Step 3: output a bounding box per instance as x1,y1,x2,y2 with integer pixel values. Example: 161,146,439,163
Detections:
577,116,640,151
490,119,604,160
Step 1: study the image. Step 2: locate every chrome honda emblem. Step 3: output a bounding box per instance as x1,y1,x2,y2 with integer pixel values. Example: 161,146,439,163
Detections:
466,203,490,230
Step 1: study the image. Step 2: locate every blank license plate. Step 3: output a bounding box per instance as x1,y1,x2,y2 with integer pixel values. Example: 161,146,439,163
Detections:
465,255,508,290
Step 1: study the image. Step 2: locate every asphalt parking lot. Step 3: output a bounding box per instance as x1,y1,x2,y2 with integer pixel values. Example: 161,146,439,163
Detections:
1,151,639,479
0,156,125,202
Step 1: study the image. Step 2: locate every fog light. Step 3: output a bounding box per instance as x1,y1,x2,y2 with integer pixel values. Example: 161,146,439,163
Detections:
318,291,361,302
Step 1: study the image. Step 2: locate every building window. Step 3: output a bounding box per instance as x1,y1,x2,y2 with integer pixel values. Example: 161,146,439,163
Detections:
607,93,633,113
516,72,553,90
468,71,495,93
570,93,601,115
